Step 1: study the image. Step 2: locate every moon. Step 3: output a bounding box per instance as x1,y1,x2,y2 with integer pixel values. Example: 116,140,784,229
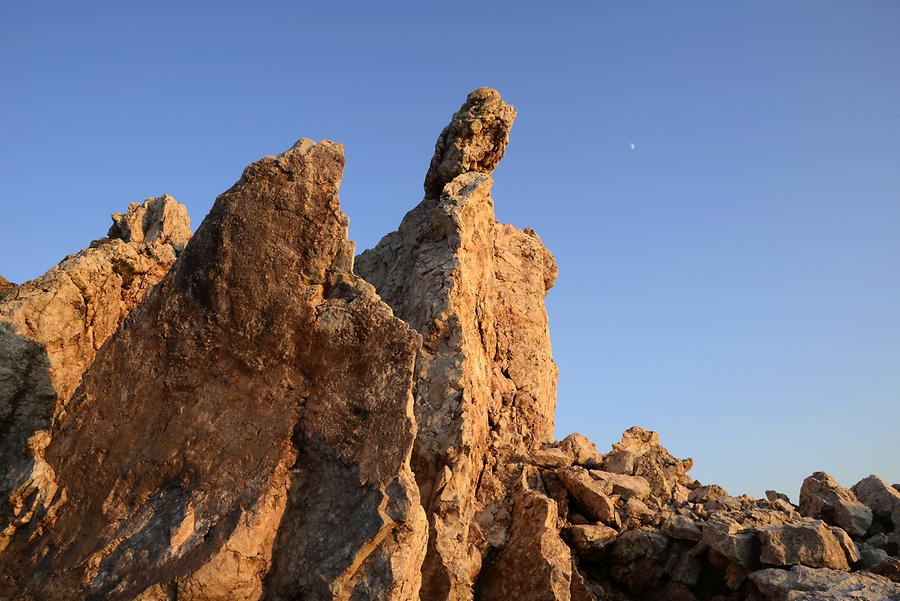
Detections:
629,143,636,151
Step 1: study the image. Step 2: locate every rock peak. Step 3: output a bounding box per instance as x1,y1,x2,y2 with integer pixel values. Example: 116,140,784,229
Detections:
423,87,517,198
108,194,191,249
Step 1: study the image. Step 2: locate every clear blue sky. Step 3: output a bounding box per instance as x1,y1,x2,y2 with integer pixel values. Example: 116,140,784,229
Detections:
3,2,898,499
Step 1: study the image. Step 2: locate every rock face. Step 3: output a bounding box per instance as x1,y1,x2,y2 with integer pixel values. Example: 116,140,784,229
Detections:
0,140,427,600
357,87,559,601
0,276,13,300
0,195,190,556
2,88,898,601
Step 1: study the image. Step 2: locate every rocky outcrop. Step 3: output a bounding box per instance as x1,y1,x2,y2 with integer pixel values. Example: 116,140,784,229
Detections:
799,471,873,537
0,140,427,600
0,195,190,555
357,87,559,601
0,276,13,300
2,88,897,601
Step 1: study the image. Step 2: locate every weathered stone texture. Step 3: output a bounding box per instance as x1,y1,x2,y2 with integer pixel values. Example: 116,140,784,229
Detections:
0,195,190,556
1,140,426,600
357,88,558,600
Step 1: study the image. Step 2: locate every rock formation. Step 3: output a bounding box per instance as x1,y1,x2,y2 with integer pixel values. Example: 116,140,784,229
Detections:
1,140,426,600
1,88,898,600
357,87,560,601
0,195,190,556
0,276,14,300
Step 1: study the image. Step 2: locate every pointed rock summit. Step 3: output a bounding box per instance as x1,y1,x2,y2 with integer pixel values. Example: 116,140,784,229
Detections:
358,87,561,600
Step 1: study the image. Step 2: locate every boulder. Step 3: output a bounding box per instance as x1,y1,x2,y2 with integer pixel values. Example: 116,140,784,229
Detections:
568,524,618,561
750,565,900,600
602,427,693,501
852,475,900,528
757,520,856,570
557,467,620,528
588,470,651,500
559,433,603,467
799,472,873,538
532,447,573,469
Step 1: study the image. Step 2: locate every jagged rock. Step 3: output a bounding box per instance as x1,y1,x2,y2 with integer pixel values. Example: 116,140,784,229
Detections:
557,467,620,528
423,87,517,199
702,515,759,570
0,276,13,300
799,472,873,538
559,433,603,468
757,520,855,570
357,88,558,600
766,490,791,504
602,427,694,501
853,475,900,529
477,490,572,601
108,194,191,248
588,470,651,500
750,565,900,600
567,524,618,561
0,195,190,555
1,139,427,600
662,515,702,542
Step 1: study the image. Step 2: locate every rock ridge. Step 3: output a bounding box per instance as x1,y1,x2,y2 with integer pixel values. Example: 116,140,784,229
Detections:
0,89,897,601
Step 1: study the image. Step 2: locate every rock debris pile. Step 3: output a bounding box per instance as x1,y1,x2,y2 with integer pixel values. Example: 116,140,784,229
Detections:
1,89,897,600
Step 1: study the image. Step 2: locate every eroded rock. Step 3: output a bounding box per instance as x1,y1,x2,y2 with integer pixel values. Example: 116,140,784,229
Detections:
0,195,190,555
799,472,873,538
357,88,558,600
1,139,427,600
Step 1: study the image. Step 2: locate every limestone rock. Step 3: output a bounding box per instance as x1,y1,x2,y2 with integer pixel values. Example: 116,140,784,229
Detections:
568,524,618,561
558,433,603,468
1,139,427,600
357,88,558,600
758,520,856,570
532,447,573,469
750,565,900,600
602,427,694,501
799,472,873,538
423,87,517,199
108,194,191,248
477,490,572,601
0,196,190,555
0,276,13,300
853,475,900,528
557,467,620,528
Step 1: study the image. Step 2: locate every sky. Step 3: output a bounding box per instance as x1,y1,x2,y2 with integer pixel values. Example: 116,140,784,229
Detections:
2,2,898,500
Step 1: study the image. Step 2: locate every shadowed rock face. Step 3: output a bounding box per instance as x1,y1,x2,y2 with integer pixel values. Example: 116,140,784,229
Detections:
0,195,190,557
1,139,427,600
0,276,13,299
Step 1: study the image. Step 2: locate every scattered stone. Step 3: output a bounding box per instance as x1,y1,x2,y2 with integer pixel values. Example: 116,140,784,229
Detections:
766,490,791,504
558,433,603,467
589,470,651,500
568,524,618,561
799,472,873,538
532,447,573,469
557,468,621,528
663,515,702,542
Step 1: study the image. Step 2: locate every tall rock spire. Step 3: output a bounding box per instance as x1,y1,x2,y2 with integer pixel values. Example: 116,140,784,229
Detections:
357,88,560,601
